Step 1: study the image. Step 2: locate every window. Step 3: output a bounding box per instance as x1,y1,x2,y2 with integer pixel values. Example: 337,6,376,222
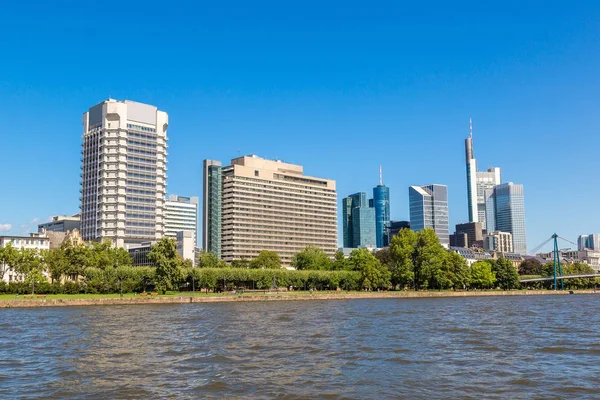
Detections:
254,170,259,177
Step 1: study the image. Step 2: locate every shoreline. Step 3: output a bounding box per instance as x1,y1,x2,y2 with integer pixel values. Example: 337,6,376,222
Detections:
1,290,598,308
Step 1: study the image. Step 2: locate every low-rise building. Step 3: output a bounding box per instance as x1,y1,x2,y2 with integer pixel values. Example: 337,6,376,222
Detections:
484,231,513,253
38,214,81,233
0,233,50,283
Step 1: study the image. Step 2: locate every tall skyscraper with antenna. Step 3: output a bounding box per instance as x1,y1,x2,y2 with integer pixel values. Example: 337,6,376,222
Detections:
465,118,501,231
373,166,390,247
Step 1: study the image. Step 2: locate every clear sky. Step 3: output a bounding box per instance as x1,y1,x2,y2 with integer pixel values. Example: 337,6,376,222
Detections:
1,0,599,251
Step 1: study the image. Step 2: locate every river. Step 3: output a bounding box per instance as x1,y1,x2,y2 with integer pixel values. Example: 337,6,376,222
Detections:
1,295,599,399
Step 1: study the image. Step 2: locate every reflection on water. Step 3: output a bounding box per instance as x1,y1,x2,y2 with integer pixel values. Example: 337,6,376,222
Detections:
1,296,600,399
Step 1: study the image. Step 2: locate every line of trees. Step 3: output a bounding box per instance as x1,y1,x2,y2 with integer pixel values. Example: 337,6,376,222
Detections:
2,229,598,295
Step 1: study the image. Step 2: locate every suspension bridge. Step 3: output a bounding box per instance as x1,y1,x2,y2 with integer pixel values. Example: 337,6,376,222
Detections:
518,233,598,290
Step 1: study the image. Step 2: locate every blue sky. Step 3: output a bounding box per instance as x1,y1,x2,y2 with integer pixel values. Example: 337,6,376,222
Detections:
1,0,599,251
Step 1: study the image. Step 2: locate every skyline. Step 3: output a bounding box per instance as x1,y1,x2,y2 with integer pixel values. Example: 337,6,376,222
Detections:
1,1,600,251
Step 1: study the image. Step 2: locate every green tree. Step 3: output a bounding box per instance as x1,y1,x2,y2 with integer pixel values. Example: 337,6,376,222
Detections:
291,246,332,270
197,251,221,268
348,248,391,290
250,250,281,269
389,229,418,289
442,251,471,290
14,248,46,295
231,258,250,269
563,262,596,289
41,248,68,283
470,261,496,289
413,229,446,290
493,258,520,290
148,238,184,293
0,243,20,282
518,258,542,276
331,251,350,271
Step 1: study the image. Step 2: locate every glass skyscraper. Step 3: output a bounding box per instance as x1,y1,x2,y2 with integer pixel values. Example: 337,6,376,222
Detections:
465,119,501,230
373,168,390,247
485,182,527,254
409,184,449,247
342,192,375,248
202,160,222,258
352,206,376,248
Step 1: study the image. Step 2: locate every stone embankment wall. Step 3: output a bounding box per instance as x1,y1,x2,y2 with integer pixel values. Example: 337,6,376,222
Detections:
1,290,597,309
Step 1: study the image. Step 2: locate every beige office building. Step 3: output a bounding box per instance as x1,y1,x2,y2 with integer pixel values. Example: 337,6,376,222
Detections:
219,155,337,267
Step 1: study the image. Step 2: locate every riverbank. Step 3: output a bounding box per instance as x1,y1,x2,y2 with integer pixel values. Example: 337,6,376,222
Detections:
1,289,598,308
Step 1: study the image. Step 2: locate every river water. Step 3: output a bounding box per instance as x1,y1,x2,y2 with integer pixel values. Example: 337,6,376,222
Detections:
1,295,599,399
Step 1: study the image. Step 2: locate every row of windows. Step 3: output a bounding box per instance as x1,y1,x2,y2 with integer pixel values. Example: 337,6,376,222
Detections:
126,180,156,188
126,213,156,220
126,188,156,196
129,148,157,157
126,221,155,227
127,156,156,164
125,229,155,236
127,124,156,133
225,178,336,198
128,131,157,141
126,196,156,203
127,139,157,149
126,205,156,212
127,172,156,180
128,164,156,173
229,175,336,196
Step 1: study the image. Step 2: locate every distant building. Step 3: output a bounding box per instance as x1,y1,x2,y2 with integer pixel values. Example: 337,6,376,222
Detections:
578,234,600,251
485,182,527,254
388,221,410,240
343,192,376,248
450,247,493,267
343,192,367,248
81,99,168,248
128,242,154,267
204,155,337,267
38,214,80,233
165,195,199,247
537,249,600,271
352,206,376,248
176,230,195,265
484,231,513,253
454,222,483,248
409,184,449,247
450,232,468,248
202,160,222,258
0,233,50,283
373,166,390,248
464,119,501,230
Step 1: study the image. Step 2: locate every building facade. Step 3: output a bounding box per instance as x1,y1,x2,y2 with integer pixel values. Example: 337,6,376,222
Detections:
209,155,337,267
450,232,468,248
342,192,376,248
485,182,527,254
388,220,410,241
165,195,198,247
81,99,168,248
454,222,483,248
484,231,513,253
202,160,222,258
0,233,50,283
373,167,390,248
38,214,80,233
465,119,501,230
578,234,600,251
352,206,376,248
409,184,449,247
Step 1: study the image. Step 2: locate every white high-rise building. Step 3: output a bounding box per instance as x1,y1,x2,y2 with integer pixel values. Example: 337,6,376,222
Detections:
465,119,501,231
81,99,168,248
165,195,199,247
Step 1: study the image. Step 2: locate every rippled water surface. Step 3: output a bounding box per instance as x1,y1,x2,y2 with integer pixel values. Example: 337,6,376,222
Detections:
2,296,600,399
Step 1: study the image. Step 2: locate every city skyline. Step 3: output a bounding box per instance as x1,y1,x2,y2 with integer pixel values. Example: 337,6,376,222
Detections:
2,2,600,251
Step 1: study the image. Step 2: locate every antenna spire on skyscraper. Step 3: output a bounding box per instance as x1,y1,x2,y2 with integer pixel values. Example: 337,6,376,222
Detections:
379,165,383,186
469,117,473,138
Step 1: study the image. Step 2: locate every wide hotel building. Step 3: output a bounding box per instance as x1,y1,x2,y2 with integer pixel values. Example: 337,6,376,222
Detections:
203,155,337,267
